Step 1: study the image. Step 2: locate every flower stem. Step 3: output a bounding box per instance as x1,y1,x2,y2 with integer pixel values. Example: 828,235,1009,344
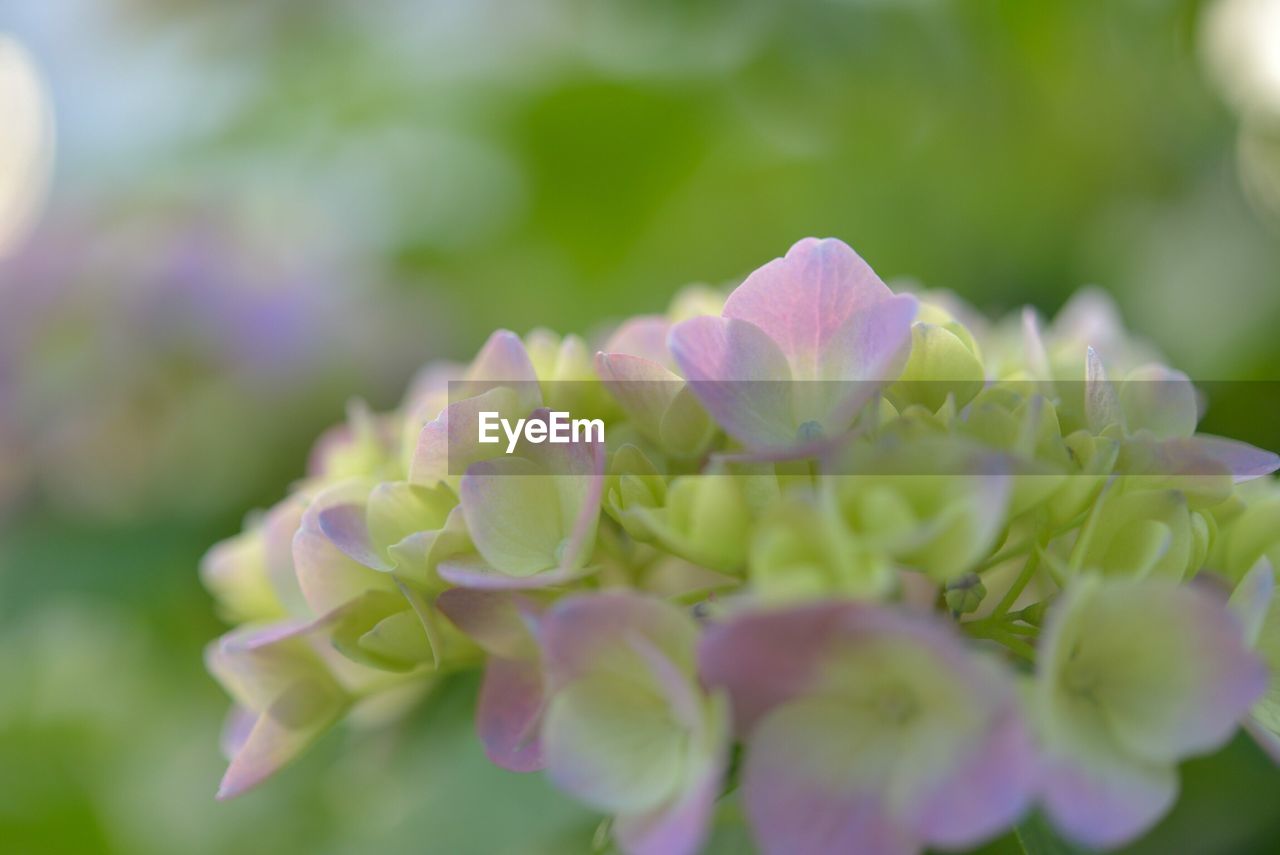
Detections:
974,538,1035,574
991,547,1042,619
964,621,1036,661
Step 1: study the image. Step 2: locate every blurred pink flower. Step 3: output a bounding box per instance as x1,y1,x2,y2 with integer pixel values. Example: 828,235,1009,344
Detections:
699,601,1035,855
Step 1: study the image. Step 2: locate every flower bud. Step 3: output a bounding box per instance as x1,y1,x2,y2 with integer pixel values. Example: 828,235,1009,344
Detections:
749,496,893,601
944,573,987,614
628,468,753,572
887,321,986,413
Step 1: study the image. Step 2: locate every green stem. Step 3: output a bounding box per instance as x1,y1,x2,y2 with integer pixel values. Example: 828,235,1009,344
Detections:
974,538,1036,574
963,612,1038,639
964,621,1036,661
1068,478,1114,574
977,507,1092,576
991,547,1042,619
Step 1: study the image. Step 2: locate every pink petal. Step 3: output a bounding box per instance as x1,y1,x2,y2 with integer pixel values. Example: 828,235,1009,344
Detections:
262,496,309,618
477,656,547,772
408,334,545,486
317,502,390,571
701,602,1035,853
293,484,398,615
206,624,349,800
409,417,451,486
219,704,256,761
463,329,540,391
697,602,863,733
436,588,541,658
595,352,684,442
819,293,917,383
218,620,312,655
437,553,592,590
539,592,699,690
604,315,674,368
517,408,606,476
815,293,917,425
668,315,796,447
1192,435,1280,482
409,385,530,486
722,237,894,378
904,675,1035,847
1141,589,1267,758
742,707,918,855
293,523,383,615
1039,750,1177,850
216,698,345,800
1120,364,1198,439
536,591,724,850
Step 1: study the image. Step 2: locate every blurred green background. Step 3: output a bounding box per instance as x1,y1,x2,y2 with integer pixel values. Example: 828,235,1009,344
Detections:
2,1,1279,852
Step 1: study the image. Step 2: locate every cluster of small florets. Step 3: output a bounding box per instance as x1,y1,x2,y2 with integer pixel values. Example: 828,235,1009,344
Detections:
203,238,1280,855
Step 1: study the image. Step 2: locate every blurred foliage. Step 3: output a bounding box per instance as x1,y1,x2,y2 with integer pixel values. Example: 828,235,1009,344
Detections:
134,0,1280,380
2,0,1280,852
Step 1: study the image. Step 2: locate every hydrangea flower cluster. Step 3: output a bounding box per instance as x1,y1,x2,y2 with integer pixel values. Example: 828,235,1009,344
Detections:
204,238,1280,854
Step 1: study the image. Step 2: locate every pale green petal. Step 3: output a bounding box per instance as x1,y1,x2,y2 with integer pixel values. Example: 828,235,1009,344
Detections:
366,481,455,557
1039,576,1264,765
543,678,687,814
1248,573,1280,737
1229,559,1275,648
461,457,566,576
201,525,286,623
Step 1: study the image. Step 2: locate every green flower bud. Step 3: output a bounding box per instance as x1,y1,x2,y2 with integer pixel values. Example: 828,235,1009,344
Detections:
365,481,461,590
604,444,668,541
329,590,435,672
658,385,717,457
944,573,987,614
312,399,403,484
887,322,986,413
749,496,894,601
826,437,1011,583
527,329,617,421
667,284,724,321
629,467,754,572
